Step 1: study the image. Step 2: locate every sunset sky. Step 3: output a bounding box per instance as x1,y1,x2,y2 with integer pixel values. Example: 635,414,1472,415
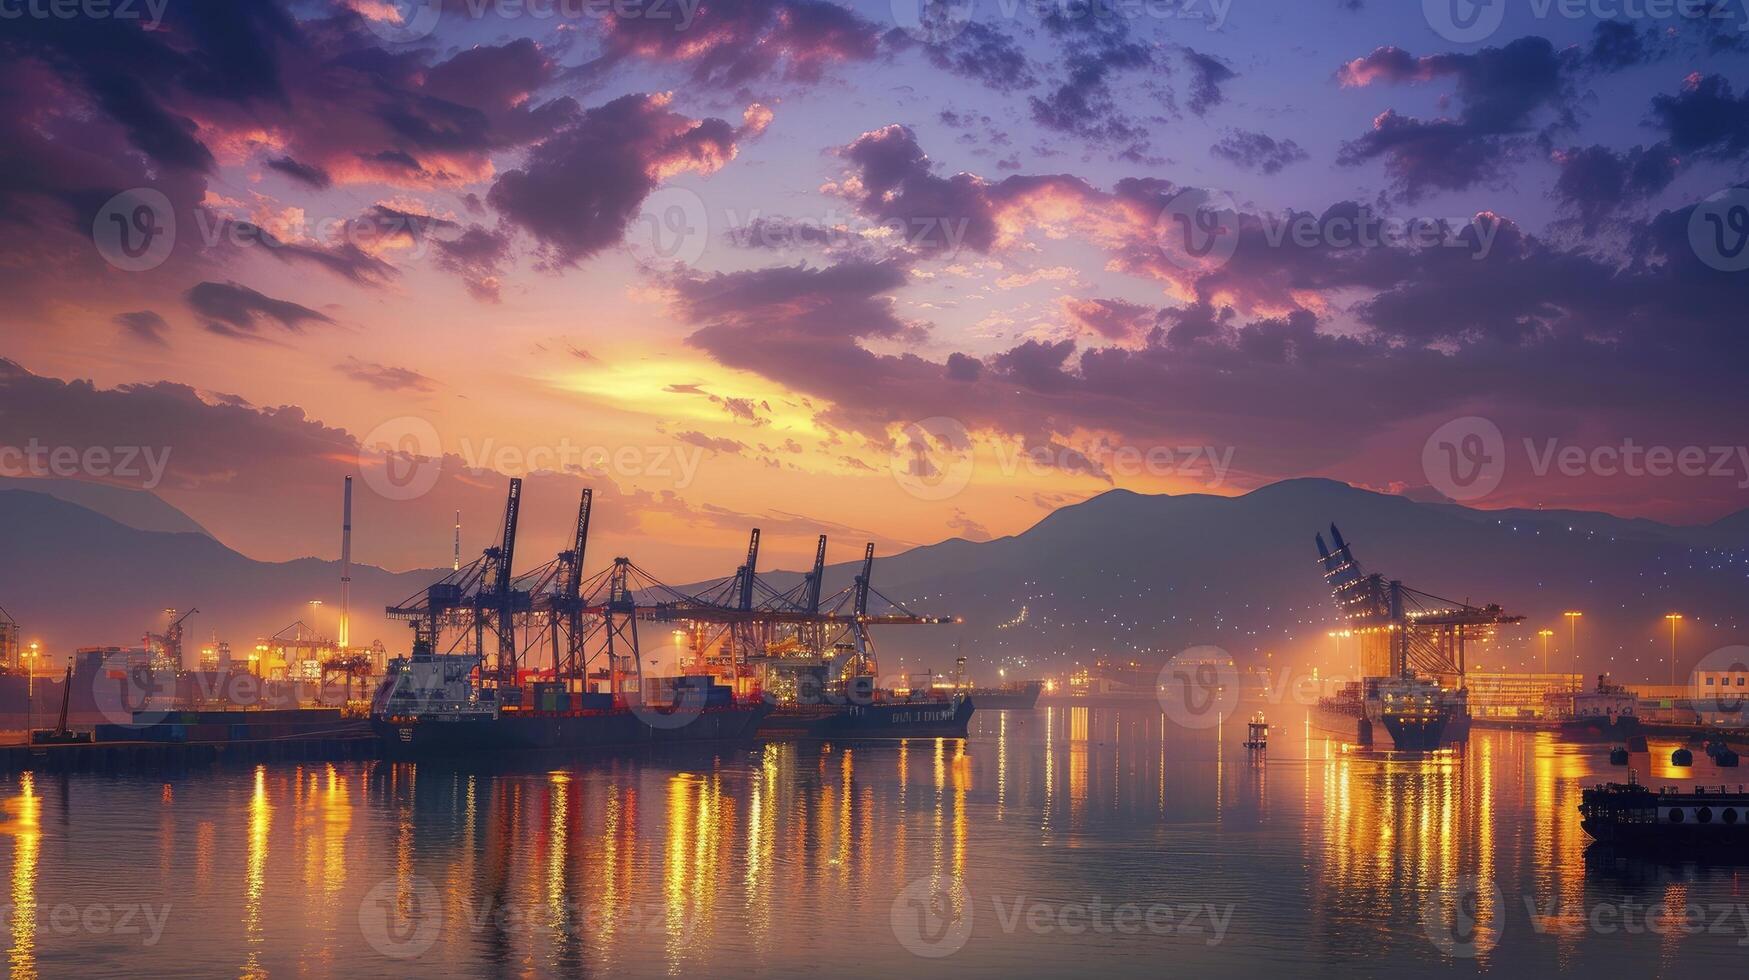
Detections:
4,0,1748,579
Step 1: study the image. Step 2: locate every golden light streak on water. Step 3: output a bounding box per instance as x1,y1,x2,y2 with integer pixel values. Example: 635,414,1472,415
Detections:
6,772,39,980
996,711,1008,819
547,771,568,919
242,765,271,980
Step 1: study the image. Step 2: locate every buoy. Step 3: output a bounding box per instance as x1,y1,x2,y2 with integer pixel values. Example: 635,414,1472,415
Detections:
1672,747,1694,767
1609,747,1629,766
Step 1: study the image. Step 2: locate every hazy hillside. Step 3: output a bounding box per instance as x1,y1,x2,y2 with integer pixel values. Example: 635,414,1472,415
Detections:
0,489,444,655
738,479,1749,679
2,480,1745,683
0,476,211,536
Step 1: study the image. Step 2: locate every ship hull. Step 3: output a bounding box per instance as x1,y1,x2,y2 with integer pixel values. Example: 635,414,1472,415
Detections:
1581,783,1749,852
969,683,1041,710
758,697,974,739
1310,704,1373,746
1560,714,1643,742
373,703,772,759
1381,712,1452,751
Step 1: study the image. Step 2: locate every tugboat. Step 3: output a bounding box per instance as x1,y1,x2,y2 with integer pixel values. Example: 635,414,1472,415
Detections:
1551,674,1641,741
1580,777,1749,849
758,660,974,739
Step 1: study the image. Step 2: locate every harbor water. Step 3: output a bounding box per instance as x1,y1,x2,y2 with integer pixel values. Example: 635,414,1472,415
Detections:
2,706,1747,978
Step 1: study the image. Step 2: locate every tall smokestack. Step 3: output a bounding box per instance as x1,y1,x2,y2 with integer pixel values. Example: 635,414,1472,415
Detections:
453,510,461,571
339,476,352,650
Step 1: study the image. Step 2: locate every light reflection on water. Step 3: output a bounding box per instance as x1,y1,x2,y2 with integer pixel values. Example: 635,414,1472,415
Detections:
0,708,1746,977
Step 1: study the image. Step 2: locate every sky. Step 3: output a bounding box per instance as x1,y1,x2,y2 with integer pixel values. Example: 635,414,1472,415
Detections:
3,0,1749,580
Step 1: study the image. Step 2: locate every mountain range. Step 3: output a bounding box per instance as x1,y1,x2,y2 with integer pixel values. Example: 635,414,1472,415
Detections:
1,479,1744,682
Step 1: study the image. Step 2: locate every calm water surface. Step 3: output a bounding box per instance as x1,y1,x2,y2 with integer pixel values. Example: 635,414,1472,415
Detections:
3,706,1746,978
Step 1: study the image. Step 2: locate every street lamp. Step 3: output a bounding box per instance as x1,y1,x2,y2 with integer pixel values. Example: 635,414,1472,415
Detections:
1538,629,1554,675
1564,611,1583,682
1665,614,1683,687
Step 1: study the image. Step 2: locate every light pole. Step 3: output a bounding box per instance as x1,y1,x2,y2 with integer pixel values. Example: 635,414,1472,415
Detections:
1564,611,1583,685
1538,629,1554,674
1665,614,1683,688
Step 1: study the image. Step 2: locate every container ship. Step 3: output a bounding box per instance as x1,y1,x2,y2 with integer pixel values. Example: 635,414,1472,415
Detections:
760,691,973,738
1311,676,1467,749
371,652,771,758
1311,524,1520,751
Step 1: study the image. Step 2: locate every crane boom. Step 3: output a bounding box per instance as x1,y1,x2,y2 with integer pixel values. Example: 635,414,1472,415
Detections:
804,534,828,614
737,528,761,611
493,478,522,598
853,542,875,616
566,489,592,598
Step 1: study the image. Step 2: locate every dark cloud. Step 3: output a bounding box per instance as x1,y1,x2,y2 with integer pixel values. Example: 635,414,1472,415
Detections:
1182,49,1236,116
1029,2,1154,143
114,310,170,347
887,22,1036,92
675,431,750,455
1063,297,1155,341
1210,130,1310,174
591,0,881,87
1650,73,1749,158
265,156,332,189
1584,20,1653,70
336,357,438,393
1551,143,1678,231
1335,37,1575,199
434,225,512,302
489,93,746,266
185,281,330,336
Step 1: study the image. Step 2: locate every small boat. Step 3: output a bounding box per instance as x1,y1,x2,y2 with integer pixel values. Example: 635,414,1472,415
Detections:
1673,747,1694,767
1581,779,1749,849
1243,716,1268,750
